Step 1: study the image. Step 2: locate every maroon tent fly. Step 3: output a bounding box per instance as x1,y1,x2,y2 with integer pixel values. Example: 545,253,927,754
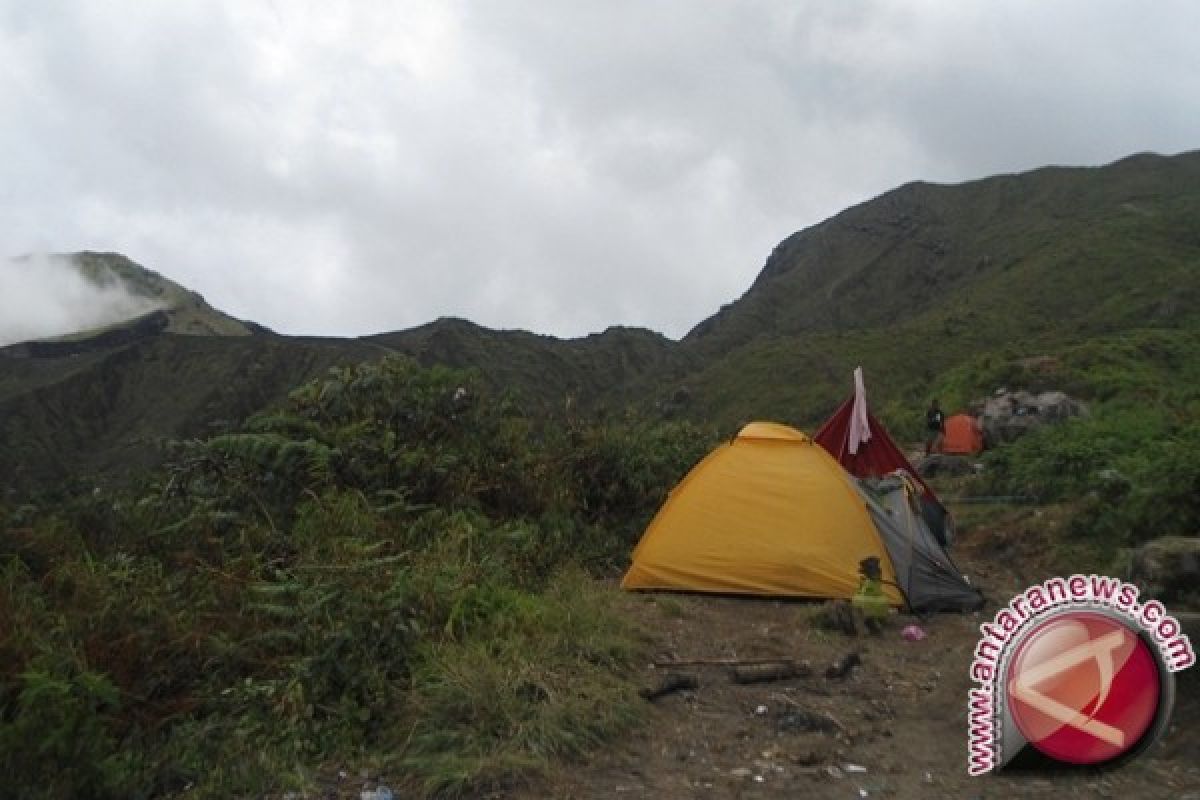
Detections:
813,368,944,509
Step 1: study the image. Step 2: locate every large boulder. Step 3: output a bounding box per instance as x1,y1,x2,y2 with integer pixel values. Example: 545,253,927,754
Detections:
1128,536,1200,608
979,389,1087,445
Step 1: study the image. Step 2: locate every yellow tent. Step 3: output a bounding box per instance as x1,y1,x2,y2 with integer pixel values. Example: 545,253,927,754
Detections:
621,421,904,604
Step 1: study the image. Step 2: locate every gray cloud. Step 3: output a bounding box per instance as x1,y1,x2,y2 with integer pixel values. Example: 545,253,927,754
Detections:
2,1,1199,340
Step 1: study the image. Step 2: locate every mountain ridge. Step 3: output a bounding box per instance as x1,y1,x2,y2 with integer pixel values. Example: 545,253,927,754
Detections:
3,148,1199,490
684,149,1200,350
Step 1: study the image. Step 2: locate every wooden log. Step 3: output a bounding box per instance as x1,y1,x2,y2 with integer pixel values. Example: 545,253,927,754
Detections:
731,661,813,684
639,672,698,701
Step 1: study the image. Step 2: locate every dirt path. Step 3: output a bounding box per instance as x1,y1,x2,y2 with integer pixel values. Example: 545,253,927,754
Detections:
524,525,1200,800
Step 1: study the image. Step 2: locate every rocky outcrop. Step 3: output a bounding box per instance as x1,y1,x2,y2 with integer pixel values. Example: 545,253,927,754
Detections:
1128,536,1200,607
979,389,1087,445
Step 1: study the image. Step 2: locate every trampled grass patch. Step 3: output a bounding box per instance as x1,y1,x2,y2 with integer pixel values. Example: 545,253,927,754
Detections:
402,570,644,796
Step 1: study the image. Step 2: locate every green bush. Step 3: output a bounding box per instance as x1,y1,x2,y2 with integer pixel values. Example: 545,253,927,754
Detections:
979,409,1170,501
0,660,133,799
974,407,1200,570
1,355,708,797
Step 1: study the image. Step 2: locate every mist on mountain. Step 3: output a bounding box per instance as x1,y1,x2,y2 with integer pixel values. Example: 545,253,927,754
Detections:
0,253,163,346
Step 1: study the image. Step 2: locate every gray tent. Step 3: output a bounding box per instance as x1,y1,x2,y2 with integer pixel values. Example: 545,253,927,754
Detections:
856,475,984,613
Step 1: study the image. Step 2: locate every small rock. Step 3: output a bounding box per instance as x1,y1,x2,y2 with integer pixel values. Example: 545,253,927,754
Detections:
826,652,862,680
640,671,698,701
778,708,837,734
791,749,825,766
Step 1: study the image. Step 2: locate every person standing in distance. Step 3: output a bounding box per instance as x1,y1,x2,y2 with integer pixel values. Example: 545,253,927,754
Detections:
926,399,946,455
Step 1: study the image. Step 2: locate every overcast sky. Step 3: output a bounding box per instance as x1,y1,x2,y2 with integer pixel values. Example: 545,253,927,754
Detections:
2,1,1198,343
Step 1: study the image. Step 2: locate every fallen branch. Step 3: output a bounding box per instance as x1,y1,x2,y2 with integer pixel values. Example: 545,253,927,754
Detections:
822,710,851,736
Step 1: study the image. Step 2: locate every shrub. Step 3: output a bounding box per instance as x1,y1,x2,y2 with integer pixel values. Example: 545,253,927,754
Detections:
0,355,699,797
0,660,133,799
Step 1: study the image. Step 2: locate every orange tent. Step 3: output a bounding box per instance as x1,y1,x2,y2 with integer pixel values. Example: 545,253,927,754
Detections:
942,414,984,455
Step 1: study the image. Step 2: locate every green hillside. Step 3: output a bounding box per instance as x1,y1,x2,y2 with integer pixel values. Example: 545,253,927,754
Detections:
686,152,1200,348
664,150,1200,430
0,335,387,491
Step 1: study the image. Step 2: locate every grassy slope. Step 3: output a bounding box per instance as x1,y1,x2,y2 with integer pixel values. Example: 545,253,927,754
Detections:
0,334,387,491
70,251,258,337
662,151,1200,432
684,152,1200,346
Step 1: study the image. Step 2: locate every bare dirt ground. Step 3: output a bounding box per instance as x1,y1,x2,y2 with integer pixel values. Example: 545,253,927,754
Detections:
522,514,1200,800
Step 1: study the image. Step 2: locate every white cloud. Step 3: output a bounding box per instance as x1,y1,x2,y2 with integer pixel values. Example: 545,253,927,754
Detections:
0,254,163,346
1,0,1198,340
